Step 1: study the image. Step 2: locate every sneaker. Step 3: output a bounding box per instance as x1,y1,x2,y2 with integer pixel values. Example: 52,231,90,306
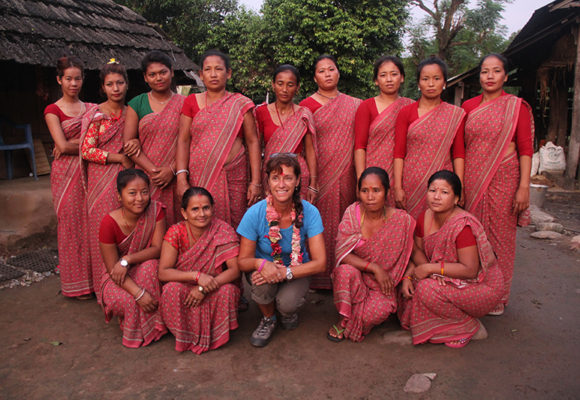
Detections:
250,316,277,347
281,313,299,330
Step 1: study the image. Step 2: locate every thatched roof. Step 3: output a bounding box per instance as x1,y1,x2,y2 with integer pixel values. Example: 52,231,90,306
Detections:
0,0,198,73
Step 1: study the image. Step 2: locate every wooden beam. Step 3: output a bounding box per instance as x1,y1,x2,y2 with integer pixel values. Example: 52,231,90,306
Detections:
567,25,580,180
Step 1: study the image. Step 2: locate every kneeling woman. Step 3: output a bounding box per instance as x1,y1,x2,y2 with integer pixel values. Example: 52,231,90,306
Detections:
237,154,326,347
328,167,415,342
158,187,241,354
98,169,167,348
399,170,503,348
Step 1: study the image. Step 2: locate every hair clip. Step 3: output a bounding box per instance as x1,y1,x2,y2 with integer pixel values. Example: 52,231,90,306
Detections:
108,58,119,65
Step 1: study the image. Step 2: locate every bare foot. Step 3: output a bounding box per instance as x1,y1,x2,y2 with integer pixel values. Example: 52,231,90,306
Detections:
472,320,488,341
488,303,504,316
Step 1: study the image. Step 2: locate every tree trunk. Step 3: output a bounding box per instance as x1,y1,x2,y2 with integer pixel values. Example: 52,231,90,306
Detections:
567,25,580,180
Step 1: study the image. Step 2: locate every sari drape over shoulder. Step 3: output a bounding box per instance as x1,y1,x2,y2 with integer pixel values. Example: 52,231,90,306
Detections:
101,201,167,348
399,211,503,345
367,97,414,207
188,92,253,228
81,105,126,303
51,105,95,296
403,102,464,219
332,204,415,341
309,94,361,289
161,219,240,354
139,94,185,226
464,95,534,305
262,106,316,199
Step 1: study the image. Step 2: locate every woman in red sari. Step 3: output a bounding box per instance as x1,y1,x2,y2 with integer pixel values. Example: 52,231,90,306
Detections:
255,64,318,203
393,57,466,219
175,50,261,228
463,54,533,315
300,55,361,289
81,62,133,303
328,167,415,342
399,171,503,348
123,51,185,225
159,187,241,354
99,169,167,348
354,55,413,204
44,56,94,299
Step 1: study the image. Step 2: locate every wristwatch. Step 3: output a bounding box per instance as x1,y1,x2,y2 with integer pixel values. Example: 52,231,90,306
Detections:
286,266,294,280
120,258,129,268
198,286,205,294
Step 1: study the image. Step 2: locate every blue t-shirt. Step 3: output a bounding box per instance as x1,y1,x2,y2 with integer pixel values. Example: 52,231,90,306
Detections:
237,199,324,266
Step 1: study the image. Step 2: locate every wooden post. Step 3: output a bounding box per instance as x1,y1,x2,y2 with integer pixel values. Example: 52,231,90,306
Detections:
567,24,580,180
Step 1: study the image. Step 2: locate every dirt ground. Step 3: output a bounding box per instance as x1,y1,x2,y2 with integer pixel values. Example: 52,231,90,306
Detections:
1,195,579,399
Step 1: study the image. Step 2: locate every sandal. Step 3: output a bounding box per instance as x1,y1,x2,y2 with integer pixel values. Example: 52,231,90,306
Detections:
327,324,345,343
75,294,93,301
488,303,505,316
445,337,471,349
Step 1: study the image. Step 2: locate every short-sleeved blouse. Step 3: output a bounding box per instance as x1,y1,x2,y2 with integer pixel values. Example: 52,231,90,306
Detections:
415,210,476,249
44,104,74,123
354,98,380,150
254,104,304,154
99,207,165,245
181,94,243,138
236,199,324,266
127,93,154,120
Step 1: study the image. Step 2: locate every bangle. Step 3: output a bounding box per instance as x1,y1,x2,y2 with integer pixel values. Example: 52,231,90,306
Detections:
363,262,370,271
176,169,189,176
440,261,444,276
134,288,145,301
194,271,201,282
307,186,319,193
258,259,267,272
405,276,413,281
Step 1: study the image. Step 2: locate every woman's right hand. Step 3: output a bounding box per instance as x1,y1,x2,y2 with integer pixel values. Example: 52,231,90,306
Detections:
110,261,128,286
136,290,158,313
198,273,219,293
176,178,190,199
394,187,406,209
124,138,141,157
184,286,205,308
401,278,415,298
121,154,134,169
372,264,394,294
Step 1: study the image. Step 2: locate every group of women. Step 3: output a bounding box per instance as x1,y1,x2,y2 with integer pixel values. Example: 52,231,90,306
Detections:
44,47,532,352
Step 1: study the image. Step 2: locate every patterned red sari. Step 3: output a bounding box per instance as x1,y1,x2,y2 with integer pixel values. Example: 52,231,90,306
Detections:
81,105,126,303
188,92,253,228
308,94,361,289
367,97,414,207
262,107,316,199
332,203,415,341
399,210,503,345
50,106,94,297
402,102,464,219
464,95,533,305
160,219,240,354
139,94,185,226
101,201,167,348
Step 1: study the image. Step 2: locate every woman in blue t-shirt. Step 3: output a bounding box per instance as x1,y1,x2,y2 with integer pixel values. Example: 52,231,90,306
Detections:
237,153,326,347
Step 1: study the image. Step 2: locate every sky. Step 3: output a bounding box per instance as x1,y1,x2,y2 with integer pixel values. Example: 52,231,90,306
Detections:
238,0,554,37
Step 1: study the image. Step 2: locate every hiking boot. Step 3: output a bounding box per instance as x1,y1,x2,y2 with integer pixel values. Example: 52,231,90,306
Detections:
281,313,299,330
250,316,277,347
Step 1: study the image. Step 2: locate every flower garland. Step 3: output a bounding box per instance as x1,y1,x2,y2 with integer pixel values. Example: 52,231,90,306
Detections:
265,194,303,266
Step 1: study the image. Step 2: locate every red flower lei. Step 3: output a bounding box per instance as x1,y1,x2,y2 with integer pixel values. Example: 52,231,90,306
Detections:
265,195,303,266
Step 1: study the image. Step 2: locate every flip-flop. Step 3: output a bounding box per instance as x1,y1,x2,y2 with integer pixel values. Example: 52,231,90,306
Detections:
488,303,505,316
327,324,345,343
445,337,471,349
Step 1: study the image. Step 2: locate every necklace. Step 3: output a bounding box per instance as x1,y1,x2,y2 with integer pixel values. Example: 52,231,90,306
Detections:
185,221,199,247
316,90,339,100
360,206,387,227
120,208,135,233
265,194,302,267
274,102,294,130
149,91,172,105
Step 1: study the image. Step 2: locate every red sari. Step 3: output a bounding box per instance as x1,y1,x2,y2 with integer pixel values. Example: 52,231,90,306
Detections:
399,211,503,345
367,97,413,206
138,94,185,226
303,94,361,289
160,219,240,354
49,105,94,297
188,92,253,228
262,106,316,199
402,102,464,219
81,105,126,303
464,94,533,305
100,201,167,348
332,203,415,341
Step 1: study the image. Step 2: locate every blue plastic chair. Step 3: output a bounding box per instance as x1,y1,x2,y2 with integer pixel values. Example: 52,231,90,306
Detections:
0,118,38,180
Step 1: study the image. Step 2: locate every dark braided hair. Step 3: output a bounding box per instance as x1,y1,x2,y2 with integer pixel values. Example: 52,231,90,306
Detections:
265,154,303,229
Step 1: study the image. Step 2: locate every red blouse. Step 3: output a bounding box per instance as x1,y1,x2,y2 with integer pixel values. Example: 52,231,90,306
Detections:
99,207,165,245
393,101,465,159
354,98,380,150
181,94,243,138
44,104,74,123
80,116,121,164
461,92,533,157
255,104,304,154
415,210,476,249
299,97,323,113
163,222,192,254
